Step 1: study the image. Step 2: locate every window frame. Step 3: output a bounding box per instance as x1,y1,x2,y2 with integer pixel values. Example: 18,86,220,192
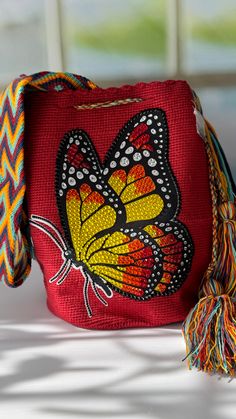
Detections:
1,0,236,89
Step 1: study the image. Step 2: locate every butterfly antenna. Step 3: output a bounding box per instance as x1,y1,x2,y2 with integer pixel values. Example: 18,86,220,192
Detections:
29,219,65,252
30,215,67,249
83,269,93,317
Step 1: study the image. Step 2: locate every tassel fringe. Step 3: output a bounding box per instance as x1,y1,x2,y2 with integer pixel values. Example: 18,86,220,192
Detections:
182,294,236,375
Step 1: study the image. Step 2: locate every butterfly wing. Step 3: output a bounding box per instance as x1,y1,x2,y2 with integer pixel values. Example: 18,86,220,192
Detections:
143,221,193,295
103,108,179,225
84,227,163,299
83,222,192,299
55,129,124,261
95,108,194,295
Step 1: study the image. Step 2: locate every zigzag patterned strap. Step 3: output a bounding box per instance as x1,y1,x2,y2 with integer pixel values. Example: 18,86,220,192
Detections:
0,71,97,287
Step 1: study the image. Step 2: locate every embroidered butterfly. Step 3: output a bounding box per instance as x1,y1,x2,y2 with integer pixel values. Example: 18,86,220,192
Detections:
29,108,194,317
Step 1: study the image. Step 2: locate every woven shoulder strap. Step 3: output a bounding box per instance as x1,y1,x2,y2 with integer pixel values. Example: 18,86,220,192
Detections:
0,71,97,287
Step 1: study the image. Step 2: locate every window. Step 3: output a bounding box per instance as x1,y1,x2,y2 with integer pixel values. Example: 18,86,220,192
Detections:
197,87,236,179
1,0,236,85
62,0,168,81
182,0,236,73
0,0,235,178
0,0,47,83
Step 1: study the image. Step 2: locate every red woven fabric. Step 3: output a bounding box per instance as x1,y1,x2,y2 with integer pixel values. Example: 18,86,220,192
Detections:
24,80,212,329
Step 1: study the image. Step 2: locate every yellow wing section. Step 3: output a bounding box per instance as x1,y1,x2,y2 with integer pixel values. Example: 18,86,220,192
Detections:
66,184,116,260
83,229,157,298
108,164,164,223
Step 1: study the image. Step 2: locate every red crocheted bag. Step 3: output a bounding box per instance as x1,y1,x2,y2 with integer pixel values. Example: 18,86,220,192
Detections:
1,72,236,375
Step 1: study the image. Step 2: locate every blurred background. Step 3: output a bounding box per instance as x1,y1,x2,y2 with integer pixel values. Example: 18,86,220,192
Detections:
0,0,235,179
1,3,236,416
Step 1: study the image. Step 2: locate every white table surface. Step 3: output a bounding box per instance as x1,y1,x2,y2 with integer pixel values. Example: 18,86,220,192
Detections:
1,261,236,419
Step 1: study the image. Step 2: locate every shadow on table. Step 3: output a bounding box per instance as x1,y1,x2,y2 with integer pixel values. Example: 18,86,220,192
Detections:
0,318,235,419
0,262,235,419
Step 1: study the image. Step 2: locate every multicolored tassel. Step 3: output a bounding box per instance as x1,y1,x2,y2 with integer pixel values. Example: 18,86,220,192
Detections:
182,92,236,376
183,294,236,375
